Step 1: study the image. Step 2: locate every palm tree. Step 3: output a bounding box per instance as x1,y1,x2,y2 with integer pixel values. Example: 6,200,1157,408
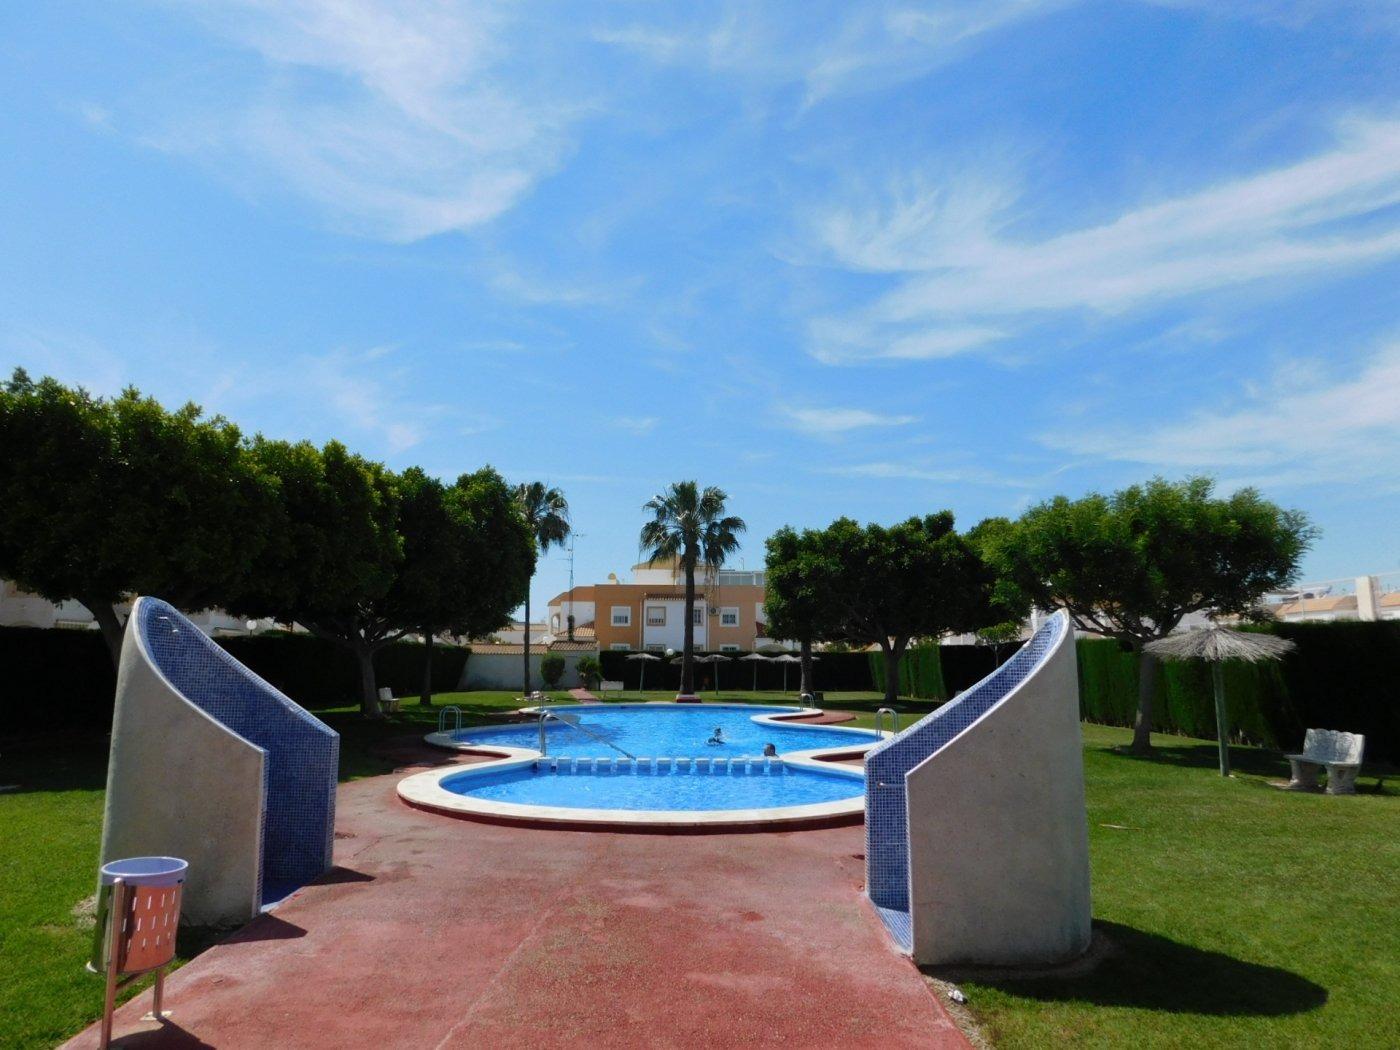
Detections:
514,482,570,696
639,482,745,699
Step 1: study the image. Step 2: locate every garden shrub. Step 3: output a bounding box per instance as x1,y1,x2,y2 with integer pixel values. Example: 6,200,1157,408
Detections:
539,653,565,688
869,644,947,701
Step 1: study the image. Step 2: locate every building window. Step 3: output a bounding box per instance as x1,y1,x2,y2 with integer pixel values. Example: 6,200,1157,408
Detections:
611,606,632,627
645,643,665,652
646,605,666,626
720,606,739,627
551,614,560,631
610,642,631,651
693,607,704,626
720,643,740,652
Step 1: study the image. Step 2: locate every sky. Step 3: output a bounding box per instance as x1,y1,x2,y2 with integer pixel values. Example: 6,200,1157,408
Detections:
2,1,1399,617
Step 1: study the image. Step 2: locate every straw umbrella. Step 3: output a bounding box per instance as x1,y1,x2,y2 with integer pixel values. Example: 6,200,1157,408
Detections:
739,652,773,692
1144,627,1296,777
773,653,801,693
626,651,661,694
704,652,733,695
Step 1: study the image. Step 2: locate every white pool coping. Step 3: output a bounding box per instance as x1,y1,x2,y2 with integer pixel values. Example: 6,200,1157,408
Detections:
399,703,884,829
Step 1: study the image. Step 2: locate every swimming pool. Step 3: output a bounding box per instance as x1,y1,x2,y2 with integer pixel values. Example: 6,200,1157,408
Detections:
400,703,883,829
435,702,881,758
443,757,862,811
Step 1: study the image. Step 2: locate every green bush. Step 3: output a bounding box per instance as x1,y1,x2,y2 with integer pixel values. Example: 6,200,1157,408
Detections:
576,655,602,689
539,653,565,688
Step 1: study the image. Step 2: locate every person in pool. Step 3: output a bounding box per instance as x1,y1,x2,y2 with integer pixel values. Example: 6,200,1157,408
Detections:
706,726,725,746
762,743,777,757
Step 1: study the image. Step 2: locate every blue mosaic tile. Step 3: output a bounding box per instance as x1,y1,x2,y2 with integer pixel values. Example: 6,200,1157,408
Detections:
137,599,339,906
865,614,1067,913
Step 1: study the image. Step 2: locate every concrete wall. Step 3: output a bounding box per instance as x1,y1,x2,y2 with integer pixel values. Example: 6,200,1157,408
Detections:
460,649,591,691
100,597,338,926
865,610,1091,966
101,606,267,925
905,613,1091,965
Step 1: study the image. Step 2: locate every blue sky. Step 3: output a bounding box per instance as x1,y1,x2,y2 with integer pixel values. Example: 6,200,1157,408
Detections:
3,1,1398,615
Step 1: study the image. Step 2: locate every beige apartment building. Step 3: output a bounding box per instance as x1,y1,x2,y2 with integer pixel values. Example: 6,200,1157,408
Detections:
546,558,789,653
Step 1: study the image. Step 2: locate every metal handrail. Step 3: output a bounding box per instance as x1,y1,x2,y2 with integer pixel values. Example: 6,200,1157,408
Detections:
438,706,462,734
538,711,636,760
875,707,899,736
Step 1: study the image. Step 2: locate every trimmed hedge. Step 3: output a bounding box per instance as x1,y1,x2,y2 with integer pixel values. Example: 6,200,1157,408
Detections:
869,645,948,701
595,649,875,692
1,625,468,736
1078,623,1398,762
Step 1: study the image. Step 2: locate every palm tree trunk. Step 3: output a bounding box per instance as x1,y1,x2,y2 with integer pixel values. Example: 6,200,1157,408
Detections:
680,558,696,697
522,590,532,696
1130,647,1157,755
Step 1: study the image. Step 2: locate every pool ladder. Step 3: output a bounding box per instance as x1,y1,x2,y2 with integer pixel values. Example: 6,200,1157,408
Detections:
438,706,462,734
538,711,636,760
874,707,900,736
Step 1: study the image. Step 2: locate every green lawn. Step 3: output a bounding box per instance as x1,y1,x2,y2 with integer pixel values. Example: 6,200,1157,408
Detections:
956,724,1399,1049
1,696,1394,1048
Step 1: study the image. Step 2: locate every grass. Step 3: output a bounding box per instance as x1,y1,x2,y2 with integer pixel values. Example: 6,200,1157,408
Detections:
954,724,1399,1049
2,694,1394,1048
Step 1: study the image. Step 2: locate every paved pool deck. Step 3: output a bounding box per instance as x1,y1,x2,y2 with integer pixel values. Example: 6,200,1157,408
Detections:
63,748,966,1049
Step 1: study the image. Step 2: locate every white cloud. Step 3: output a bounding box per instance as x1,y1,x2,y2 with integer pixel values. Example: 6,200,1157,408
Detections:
809,118,1400,363
141,1,583,241
595,2,1069,106
1045,340,1400,487
819,460,1027,487
611,416,660,435
777,405,917,435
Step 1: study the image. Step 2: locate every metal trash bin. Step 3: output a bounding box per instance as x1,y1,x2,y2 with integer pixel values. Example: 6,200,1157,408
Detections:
89,856,187,1048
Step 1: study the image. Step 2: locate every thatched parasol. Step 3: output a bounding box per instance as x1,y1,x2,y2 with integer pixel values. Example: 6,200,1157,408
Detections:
739,651,773,691
1145,627,1296,776
625,651,661,692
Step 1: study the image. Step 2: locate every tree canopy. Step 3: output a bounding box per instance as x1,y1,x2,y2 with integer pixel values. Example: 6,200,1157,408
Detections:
805,514,997,704
987,476,1315,752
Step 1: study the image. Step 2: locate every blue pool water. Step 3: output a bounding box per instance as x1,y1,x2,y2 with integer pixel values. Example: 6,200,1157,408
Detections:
450,703,879,758
442,760,863,811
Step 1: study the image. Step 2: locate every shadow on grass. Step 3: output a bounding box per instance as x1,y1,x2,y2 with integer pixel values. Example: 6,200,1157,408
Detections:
1098,737,1397,790
942,920,1327,1018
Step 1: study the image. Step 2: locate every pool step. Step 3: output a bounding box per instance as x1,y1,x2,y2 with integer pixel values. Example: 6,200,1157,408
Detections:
535,756,789,776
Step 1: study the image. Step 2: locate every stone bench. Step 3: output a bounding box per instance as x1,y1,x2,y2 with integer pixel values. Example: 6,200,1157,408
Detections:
1286,728,1365,795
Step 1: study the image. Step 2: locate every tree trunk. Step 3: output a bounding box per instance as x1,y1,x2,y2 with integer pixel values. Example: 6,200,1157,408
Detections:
1130,647,1157,754
522,590,532,696
799,636,814,696
419,627,435,706
84,598,127,669
680,558,696,696
357,642,381,719
880,639,904,707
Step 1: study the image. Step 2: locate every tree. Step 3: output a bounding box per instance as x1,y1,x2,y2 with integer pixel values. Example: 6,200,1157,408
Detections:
576,655,602,690
385,467,534,706
764,525,841,695
514,482,570,696
989,477,1315,754
639,482,745,699
814,514,996,706
540,653,565,689
231,439,402,717
0,371,276,665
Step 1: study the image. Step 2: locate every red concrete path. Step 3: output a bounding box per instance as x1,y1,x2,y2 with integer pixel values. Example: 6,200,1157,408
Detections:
64,764,966,1049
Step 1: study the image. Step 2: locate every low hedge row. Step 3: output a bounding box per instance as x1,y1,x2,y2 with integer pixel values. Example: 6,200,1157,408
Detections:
1,625,468,736
594,649,876,692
